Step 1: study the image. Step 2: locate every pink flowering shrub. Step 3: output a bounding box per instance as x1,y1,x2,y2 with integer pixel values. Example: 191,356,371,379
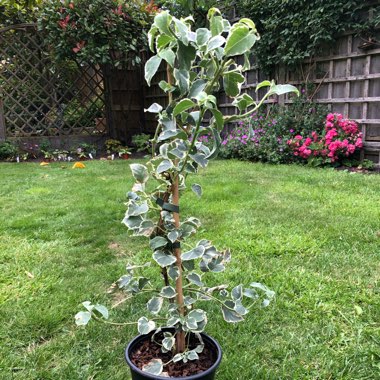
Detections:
287,113,363,165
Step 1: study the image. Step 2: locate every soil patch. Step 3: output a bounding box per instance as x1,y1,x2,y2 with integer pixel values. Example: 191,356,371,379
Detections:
130,332,217,378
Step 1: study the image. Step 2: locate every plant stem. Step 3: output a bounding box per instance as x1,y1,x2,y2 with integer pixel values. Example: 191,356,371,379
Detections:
167,63,186,353
171,176,186,353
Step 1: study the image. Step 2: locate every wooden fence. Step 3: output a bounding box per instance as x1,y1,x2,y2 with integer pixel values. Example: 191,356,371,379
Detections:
0,24,110,148
144,6,380,167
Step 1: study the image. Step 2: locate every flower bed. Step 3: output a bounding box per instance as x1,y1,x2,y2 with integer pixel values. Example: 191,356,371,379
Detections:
287,113,363,166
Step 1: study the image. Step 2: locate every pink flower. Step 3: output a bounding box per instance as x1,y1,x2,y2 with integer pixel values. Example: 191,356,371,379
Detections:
304,137,312,146
295,135,303,140
73,40,86,53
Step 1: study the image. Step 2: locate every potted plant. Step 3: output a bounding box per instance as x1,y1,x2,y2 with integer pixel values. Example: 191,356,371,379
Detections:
75,8,298,379
118,147,132,159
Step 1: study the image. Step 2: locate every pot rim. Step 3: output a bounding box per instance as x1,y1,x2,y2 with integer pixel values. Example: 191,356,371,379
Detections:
125,329,222,380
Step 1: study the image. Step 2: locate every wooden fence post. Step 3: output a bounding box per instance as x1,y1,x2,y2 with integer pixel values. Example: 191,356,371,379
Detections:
0,99,6,141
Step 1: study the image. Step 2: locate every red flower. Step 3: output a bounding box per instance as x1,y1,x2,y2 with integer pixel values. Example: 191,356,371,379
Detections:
58,15,70,29
73,41,86,53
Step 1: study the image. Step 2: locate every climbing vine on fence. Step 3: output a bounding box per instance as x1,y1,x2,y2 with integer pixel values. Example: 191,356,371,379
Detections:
240,0,378,73
38,0,158,66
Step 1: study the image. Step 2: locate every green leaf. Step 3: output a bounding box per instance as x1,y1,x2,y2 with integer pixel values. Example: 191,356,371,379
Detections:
123,215,143,230
145,103,163,113
188,309,206,322
147,297,163,314
156,159,173,174
159,80,175,93
207,35,225,51
156,34,174,51
94,304,109,319
232,93,255,112
117,275,132,288
150,236,167,250
221,301,244,323
187,351,199,361
174,18,189,45
158,48,175,67
142,359,163,376
210,15,224,36
256,80,271,91
225,25,257,57
269,84,300,96
250,282,275,299
239,18,257,31
160,286,177,299
196,28,211,46
231,285,243,301
190,153,208,168
173,99,196,117
148,26,158,51
211,109,224,130
174,69,190,95
187,272,203,287
207,129,221,160
145,55,162,87
177,41,196,71
162,336,175,351
223,71,245,97
189,80,207,99
75,311,91,326
153,251,177,267
138,317,156,336
191,183,202,198
182,246,205,261
168,230,180,243
130,164,149,183
127,202,149,217
168,265,179,280
154,11,173,36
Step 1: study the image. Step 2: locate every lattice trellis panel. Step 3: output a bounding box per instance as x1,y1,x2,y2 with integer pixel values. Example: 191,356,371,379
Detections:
0,24,107,139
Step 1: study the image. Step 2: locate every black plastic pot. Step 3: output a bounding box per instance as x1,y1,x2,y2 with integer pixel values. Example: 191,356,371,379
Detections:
125,330,222,380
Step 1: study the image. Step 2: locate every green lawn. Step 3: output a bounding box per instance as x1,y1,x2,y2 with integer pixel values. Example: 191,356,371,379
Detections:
1,160,379,379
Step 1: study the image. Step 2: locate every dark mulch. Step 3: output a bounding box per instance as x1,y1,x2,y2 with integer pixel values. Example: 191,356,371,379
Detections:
130,332,217,378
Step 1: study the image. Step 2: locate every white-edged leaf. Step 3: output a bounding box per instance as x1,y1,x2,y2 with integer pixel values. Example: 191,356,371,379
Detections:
145,103,163,113
187,351,199,360
225,25,257,57
130,164,148,183
173,98,196,117
138,317,156,335
159,48,175,67
187,272,203,287
168,230,180,243
145,55,162,86
188,309,206,322
162,336,175,351
147,297,164,314
221,302,244,323
207,35,225,51
153,251,177,267
142,359,163,375
196,28,211,46
191,183,202,198
269,84,300,96
156,159,173,174
75,311,91,326
182,246,205,261
93,305,109,319
189,80,207,99
160,285,177,298
150,236,168,250
231,285,243,301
